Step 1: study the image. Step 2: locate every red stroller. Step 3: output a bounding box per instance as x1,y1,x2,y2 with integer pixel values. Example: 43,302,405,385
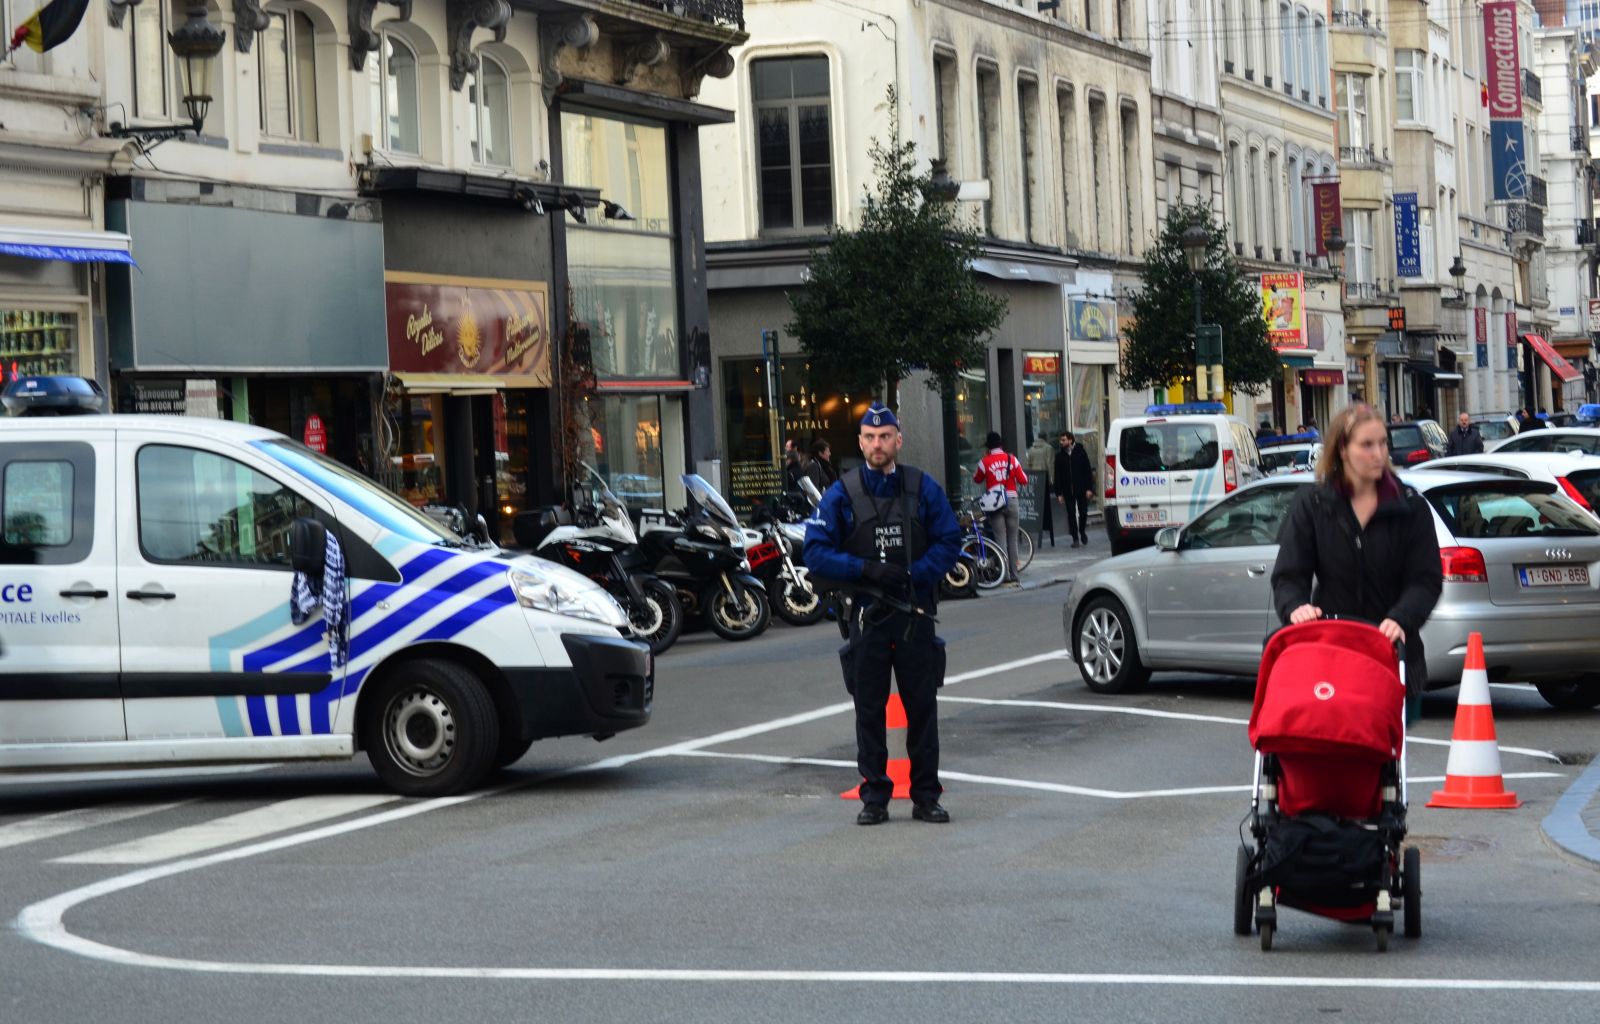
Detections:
1235,619,1421,952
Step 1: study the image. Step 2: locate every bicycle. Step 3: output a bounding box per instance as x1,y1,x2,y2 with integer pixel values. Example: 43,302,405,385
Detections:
957,498,1034,589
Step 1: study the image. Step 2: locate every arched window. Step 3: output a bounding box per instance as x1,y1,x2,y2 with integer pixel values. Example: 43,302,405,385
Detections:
260,8,319,141
470,54,511,167
367,31,419,154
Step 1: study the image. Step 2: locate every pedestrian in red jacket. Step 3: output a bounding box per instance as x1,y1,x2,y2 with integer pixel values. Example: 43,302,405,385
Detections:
973,432,1028,585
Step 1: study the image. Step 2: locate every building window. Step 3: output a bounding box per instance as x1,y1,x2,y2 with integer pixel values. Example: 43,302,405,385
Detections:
579,395,664,514
1249,145,1265,256
561,111,678,379
470,54,511,166
260,9,319,141
366,32,418,154
1342,209,1375,287
933,51,958,167
1019,77,1043,244
1255,0,1270,79
1058,85,1080,246
130,2,169,118
0,308,80,384
976,63,1002,235
1395,50,1424,124
753,57,833,232
1120,103,1141,253
1287,154,1303,258
1337,73,1369,150
1267,150,1281,258
1082,0,1094,33
1115,0,1130,38
1227,140,1246,249
1222,0,1238,72
1296,9,1311,96
1315,17,1328,105
1089,94,1109,250
1278,3,1294,90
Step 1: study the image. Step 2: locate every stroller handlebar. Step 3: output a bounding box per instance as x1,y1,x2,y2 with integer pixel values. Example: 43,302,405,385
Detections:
1265,615,1407,680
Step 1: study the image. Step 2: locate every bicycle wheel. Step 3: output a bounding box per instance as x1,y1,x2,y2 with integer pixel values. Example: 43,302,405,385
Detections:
1015,528,1035,572
970,536,1007,589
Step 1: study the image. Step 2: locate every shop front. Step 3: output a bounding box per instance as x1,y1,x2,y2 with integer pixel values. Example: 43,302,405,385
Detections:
0,224,129,387
105,185,387,470
384,273,552,539
1519,333,1584,412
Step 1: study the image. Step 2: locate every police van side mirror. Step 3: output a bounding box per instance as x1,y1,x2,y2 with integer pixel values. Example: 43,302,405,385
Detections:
290,517,328,577
1154,526,1181,552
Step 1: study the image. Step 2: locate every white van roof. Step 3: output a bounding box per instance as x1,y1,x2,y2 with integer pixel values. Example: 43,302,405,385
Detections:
0,413,285,444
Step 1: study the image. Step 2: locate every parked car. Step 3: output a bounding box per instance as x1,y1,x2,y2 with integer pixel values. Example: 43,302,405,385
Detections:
1413,451,1600,518
1469,414,1518,446
1488,426,1600,456
1062,472,1600,709
1256,432,1322,476
1387,419,1448,465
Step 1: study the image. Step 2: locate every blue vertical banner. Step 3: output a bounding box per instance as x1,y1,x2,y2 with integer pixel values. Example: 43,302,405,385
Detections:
1491,120,1528,200
1393,193,1421,278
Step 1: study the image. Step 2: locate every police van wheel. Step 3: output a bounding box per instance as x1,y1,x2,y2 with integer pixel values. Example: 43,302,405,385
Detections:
1075,597,1150,694
363,659,499,796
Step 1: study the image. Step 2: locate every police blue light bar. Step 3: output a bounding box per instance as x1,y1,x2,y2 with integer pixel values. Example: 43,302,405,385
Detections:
1144,402,1226,416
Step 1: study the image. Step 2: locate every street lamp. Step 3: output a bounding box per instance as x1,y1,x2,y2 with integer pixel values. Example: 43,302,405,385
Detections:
107,2,226,145
1324,230,1347,278
1181,222,1218,400
1449,253,1468,302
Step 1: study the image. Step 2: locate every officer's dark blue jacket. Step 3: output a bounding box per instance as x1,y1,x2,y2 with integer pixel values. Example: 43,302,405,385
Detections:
804,464,963,605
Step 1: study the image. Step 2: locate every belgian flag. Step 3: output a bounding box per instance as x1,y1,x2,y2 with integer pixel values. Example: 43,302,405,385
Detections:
6,0,91,55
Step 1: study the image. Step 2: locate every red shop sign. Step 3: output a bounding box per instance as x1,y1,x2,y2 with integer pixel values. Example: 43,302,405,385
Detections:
303,414,327,453
1024,354,1060,375
386,273,552,386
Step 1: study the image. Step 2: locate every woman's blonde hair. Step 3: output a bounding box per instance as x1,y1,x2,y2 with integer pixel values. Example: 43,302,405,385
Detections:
1314,402,1386,484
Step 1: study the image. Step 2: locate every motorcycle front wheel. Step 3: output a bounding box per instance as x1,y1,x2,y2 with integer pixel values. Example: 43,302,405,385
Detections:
707,584,771,641
774,568,825,626
630,578,684,656
941,558,978,599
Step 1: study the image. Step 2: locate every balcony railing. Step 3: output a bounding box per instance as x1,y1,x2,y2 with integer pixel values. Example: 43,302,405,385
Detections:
1524,67,1542,105
1339,144,1381,167
637,0,744,29
1529,175,1548,209
1330,9,1373,28
1573,125,1588,153
1346,281,1385,303
1506,201,1544,238
1578,218,1597,247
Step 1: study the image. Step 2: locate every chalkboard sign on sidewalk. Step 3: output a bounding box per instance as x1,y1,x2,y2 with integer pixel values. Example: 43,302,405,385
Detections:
1016,480,1042,546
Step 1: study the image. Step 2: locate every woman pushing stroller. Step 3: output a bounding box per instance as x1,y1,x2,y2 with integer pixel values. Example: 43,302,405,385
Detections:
1270,402,1443,724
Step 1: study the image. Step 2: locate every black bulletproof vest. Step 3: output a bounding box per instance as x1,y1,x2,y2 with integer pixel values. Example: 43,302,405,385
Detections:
842,466,928,567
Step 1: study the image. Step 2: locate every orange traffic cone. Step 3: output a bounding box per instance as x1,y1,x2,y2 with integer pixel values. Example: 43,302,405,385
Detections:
1427,632,1520,809
841,692,912,800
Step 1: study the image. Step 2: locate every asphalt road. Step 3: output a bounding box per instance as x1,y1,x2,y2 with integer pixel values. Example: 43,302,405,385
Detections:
4,573,1600,1023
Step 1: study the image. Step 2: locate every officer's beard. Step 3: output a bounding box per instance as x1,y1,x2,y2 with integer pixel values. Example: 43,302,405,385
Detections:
865,449,896,471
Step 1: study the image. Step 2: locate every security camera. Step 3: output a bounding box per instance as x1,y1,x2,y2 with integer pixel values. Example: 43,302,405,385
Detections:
601,200,635,222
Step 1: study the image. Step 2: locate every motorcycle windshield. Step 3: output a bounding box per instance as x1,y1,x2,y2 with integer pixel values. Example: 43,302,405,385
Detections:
799,477,823,509
683,474,741,529
583,464,638,544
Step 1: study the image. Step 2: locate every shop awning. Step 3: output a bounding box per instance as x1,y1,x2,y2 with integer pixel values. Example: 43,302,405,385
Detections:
0,226,135,265
392,372,509,395
1433,372,1464,386
1276,350,1316,369
1521,333,1583,383
1300,368,1345,386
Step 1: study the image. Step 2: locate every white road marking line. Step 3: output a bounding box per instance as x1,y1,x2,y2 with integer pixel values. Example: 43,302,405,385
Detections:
51,795,397,865
0,764,277,787
938,696,1563,763
0,803,192,853
8,646,1589,992
674,750,1563,799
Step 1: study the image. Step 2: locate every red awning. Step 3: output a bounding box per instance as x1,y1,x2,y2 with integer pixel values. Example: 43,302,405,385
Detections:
1301,369,1345,386
1522,333,1583,383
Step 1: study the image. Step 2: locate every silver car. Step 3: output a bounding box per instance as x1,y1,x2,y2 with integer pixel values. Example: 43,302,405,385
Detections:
1062,472,1600,709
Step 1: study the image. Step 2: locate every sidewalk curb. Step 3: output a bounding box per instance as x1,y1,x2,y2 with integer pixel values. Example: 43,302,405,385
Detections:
1541,756,1600,866
1018,573,1073,592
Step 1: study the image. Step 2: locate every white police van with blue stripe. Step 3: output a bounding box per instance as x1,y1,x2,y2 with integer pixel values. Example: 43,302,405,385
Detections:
0,379,651,796
1103,403,1263,555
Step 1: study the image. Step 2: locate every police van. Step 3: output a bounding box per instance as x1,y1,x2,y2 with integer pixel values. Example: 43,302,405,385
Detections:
0,377,651,796
1102,403,1264,554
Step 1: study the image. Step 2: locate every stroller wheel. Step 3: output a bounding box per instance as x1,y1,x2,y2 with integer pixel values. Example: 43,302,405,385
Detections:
1403,846,1422,939
1375,924,1391,953
1233,846,1253,936
1259,921,1274,952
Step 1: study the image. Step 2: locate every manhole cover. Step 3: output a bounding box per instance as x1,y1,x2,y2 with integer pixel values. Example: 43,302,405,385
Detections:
1407,834,1493,860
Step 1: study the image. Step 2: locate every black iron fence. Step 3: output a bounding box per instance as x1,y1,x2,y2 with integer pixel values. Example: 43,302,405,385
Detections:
637,0,744,29
1506,201,1544,238
1529,175,1548,209
1524,67,1542,105
1573,125,1588,153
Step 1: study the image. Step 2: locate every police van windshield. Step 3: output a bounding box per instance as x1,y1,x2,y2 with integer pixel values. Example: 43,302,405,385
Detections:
254,440,465,547
1120,423,1219,472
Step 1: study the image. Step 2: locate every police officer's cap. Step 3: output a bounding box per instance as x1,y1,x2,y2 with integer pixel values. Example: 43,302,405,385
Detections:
860,404,899,430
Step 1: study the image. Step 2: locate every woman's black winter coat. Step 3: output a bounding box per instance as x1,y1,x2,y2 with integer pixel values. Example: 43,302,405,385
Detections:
1270,477,1444,690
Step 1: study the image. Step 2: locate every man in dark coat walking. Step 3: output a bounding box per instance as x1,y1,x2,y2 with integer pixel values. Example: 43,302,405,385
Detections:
1053,431,1094,548
1444,413,1484,456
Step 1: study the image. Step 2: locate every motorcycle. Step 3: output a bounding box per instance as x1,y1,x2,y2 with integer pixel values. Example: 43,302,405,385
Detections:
638,474,771,642
516,469,683,656
747,502,824,626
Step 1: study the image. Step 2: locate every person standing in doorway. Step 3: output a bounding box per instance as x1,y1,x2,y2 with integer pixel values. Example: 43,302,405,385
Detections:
974,432,1028,585
803,439,838,492
1054,431,1094,549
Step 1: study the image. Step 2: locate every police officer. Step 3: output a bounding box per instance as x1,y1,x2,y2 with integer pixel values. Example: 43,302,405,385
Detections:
804,404,962,825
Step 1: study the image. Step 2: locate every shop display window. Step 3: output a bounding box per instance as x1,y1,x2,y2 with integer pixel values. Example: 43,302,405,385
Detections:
579,394,664,510
0,308,79,384
392,392,446,508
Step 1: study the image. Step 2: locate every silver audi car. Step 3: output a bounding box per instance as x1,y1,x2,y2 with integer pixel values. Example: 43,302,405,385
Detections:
1061,471,1600,709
